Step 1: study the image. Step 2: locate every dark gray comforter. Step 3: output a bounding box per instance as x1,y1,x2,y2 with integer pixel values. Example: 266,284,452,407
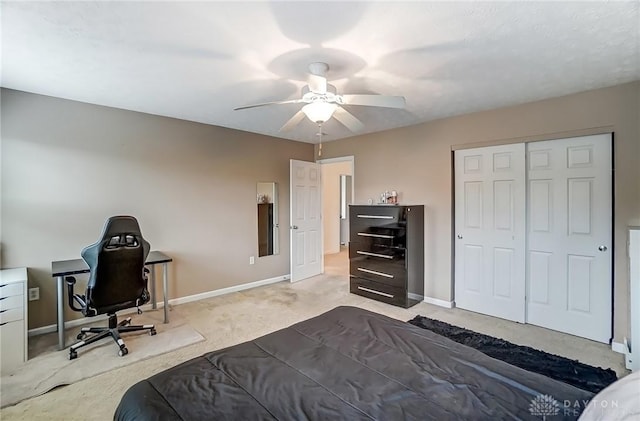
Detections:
114,306,593,420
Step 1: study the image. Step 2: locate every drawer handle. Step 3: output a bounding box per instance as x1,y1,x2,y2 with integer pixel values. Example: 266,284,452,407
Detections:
357,267,394,278
357,233,394,239
356,215,394,219
356,251,393,259
357,286,394,298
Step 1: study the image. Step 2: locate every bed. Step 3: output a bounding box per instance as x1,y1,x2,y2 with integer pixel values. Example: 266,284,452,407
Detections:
115,306,594,420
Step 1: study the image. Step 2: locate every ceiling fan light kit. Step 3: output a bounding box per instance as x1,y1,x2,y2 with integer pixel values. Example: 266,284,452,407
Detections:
234,62,406,135
302,102,337,123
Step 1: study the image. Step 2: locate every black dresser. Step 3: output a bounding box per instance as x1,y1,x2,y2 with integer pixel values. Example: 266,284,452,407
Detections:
349,205,424,308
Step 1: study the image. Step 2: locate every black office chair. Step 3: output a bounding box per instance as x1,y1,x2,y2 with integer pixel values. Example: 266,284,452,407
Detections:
65,216,156,360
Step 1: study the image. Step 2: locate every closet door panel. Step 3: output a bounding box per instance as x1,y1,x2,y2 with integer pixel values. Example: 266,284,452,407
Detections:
526,134,612,343
454,144,526,322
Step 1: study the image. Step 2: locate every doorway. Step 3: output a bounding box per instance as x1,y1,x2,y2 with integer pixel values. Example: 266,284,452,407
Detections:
320,156,354,271
289,156,354,282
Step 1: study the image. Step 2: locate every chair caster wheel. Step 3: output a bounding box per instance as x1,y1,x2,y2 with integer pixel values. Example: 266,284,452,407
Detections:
77,332,86,340
69,350,78,360
150,328,157,336
118,347,128,357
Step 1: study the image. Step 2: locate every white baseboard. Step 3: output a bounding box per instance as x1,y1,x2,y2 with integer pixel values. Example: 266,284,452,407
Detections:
423,296,454,308
611,341,628,354
169,274,289,306
611,339,633,370
28,274,290,337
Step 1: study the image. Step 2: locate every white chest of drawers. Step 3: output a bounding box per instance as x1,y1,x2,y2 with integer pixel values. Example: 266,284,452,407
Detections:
1,267,28,373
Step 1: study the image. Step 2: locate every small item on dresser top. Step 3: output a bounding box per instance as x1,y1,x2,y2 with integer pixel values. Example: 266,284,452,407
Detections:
379,190,399,205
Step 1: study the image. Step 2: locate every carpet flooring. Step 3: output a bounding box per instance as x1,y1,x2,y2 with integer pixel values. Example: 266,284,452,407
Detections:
408,315,618,393
0,251,626,420
1,321,204,408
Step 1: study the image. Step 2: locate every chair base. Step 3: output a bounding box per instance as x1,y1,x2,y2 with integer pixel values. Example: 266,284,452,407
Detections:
68,313,156,360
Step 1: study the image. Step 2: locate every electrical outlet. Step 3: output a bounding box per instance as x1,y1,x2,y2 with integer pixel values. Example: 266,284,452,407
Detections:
249,256,255,265
28,287,40,301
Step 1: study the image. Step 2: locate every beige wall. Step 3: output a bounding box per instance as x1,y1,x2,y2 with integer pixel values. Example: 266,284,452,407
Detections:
0,89,314,329
3,82,638,341
318,81,640,342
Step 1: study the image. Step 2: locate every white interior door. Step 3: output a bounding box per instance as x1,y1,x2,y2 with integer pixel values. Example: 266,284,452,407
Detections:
454,144,526,322
290,159,322,282
526,134,612,343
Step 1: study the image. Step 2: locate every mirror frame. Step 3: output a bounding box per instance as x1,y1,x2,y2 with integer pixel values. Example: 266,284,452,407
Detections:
257,182,279,256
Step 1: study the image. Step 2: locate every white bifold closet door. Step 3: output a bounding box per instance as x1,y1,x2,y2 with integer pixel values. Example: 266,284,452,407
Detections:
454,134,612,343
526,135,612,343
454,143,526,323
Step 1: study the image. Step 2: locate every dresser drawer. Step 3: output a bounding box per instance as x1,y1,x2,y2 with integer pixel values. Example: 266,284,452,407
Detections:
350,246,398,260
0,282,24,299
350,248,406,288
350,264,406,288
350,277,407,307
1,318,25,373
353,226,406,250
0,295,24,312
0,307,24,324
350,239,405,257
349,206,405,234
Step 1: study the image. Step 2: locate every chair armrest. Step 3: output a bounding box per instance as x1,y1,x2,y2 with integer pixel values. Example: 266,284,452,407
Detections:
65,276,85,312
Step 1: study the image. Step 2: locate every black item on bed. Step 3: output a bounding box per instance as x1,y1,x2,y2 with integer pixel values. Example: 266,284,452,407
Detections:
408,315,617,394
115,306,593,420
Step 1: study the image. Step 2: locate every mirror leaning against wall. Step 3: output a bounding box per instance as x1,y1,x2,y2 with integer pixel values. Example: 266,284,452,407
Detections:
257,182,279,257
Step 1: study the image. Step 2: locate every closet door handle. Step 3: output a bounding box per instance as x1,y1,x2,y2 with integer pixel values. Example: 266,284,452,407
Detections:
598,245,607,252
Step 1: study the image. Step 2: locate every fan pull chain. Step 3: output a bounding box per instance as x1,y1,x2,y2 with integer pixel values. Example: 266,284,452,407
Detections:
317,123,323,157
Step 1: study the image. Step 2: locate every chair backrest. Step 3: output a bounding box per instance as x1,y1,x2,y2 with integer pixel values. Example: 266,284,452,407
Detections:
81,216,151,315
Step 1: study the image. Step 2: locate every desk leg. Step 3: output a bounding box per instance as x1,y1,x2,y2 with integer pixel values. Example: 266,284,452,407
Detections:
57,275,65,350
150,265,157,310
163,262,169,324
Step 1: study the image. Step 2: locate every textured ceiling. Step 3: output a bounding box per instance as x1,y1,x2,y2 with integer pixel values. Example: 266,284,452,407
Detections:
2,1,639,144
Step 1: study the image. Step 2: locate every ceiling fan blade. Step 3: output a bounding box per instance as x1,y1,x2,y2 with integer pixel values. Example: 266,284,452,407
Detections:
333,107,365,132
308,74,327,94
279,110,306,132
341,94,406,109
234,99,303,111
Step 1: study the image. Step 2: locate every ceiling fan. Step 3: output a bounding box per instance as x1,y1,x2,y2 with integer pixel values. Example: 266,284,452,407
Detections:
234,62,406,133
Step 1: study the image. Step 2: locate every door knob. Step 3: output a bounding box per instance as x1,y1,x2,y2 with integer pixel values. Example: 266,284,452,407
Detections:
291,225,298,230
598,245,608,252
457,235,463,239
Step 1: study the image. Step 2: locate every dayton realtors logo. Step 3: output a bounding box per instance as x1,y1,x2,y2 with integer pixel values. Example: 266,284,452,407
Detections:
529,394,560,420
529,394,616,419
